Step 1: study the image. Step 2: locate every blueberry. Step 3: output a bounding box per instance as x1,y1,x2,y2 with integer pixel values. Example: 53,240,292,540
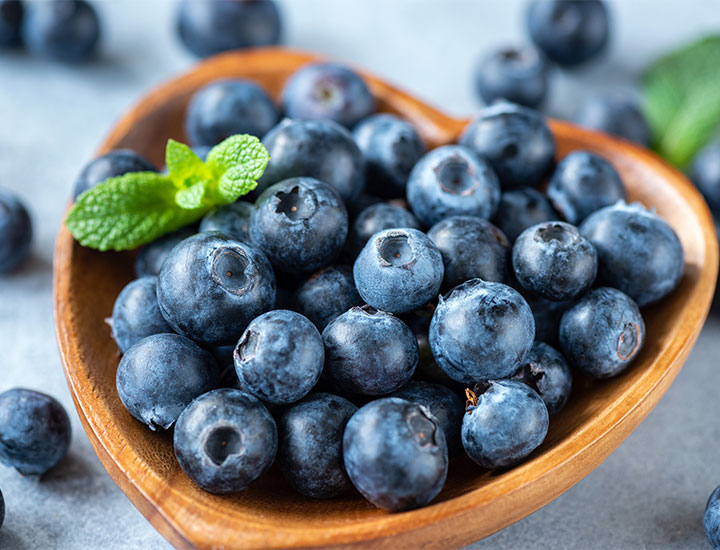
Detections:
691,139,720,216
322,305,419,396
353,228,444,314
233,310,323,405
176,0,281,57
157,232,276,345
705,486,720,549
110,276,173,353
547,151,625,224
580,202,684,307
428,216,510,291
511,342,572,416
460,101,555,190
260,119,365,203
174,388,276,494
294,265,362,330
406,145,501,227
353,114,426,198
278,393,357,499
0,389,71,476
0,0,23,47
199,201,253,241
348,193,383,219
475,45,549,108
512,221,597,301
73,149,156,200
134,226,195,278
429,279,535,383
348,203,421,258
391,381,464,458
493,187,558,242
0,486,3,529
22,0,100,63
117,333,220,430
282,63,375,129
250,177,348,274
522,292,572,346
185,80,278,148
0,188,32,274
343,397,448,512
559,287,645,378
526,0,609,67
572,93,651,146
462,380,548,469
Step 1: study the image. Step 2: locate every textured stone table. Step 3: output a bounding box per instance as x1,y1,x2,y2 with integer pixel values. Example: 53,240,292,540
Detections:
0,1,719,548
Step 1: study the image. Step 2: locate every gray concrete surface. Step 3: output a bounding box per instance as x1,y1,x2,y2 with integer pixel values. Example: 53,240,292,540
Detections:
0,1,719,548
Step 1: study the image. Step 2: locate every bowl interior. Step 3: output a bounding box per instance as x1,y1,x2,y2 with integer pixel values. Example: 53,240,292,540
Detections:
54,49,717,549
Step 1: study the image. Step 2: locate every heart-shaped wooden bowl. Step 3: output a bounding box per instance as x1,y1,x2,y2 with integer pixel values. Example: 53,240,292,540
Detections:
53,48,718,550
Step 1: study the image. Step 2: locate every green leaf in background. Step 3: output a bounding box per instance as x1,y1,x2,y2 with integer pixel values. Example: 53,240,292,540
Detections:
65,134,270,251
643,35,720,167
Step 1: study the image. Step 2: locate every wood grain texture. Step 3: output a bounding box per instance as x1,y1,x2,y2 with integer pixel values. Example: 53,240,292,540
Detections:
53,48,718,550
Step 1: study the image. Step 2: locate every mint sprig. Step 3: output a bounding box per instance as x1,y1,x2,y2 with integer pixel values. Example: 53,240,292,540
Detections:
66,134,269,251
643,35,720,167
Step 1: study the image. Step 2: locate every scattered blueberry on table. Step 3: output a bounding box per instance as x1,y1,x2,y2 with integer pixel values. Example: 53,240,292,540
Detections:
572,93,652,146
705,485,720,549
0,0,23,48
0,187,32,273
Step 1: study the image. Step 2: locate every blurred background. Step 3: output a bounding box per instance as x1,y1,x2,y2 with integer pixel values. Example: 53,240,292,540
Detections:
2,1,720,548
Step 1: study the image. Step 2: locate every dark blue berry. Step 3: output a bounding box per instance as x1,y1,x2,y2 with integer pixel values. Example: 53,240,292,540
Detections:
559,287,645,378
572,93,651,146
117,333,220,430
475,44,549,108
462,380,548,469
429,279,535,383
0,189,32,274
512,221,597,301
234,310,324,405
493,187,558,242
22,0,100,63
522,292,572,346
111,276,173,353
157,232,275,345
511,342,572,416
174,388,277,494
282,63,375,128
185,80,278,148
176,0,281,57
348,202,421,258
73,149,156,200
353,228,444,314
547,151,625,225
260,119,365,203
294,265,362,330
691,139,720,216
353,114,426,198
391,381,464,458
278,393,357,499
250,177,348,274
705,485,720,550
406,145,501,227
0,388,71,476
134,226,195,278
199,201,254,241
428,215,510,291
322,306,418,396
460,101,555,190
580,202,684,307
526,0,609,67
0,0,23,47
343,398,448,511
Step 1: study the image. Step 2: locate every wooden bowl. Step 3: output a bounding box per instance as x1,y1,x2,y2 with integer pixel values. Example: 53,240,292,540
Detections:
53,48,718,550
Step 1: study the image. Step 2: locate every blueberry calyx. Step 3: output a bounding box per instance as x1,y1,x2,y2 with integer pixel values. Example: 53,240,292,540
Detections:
235,329,259,361
274,185,318,222
211,248,250,294
377,233,417,269
514,363,545,394
617,322,642,361
435,156,480,196
204,426,242,466
407,406,438,447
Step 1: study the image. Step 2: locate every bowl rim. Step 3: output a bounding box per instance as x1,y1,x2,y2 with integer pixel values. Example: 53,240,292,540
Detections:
53,47,719,549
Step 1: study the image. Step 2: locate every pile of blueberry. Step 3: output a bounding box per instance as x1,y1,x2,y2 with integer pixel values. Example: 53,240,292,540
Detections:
78,56,687,513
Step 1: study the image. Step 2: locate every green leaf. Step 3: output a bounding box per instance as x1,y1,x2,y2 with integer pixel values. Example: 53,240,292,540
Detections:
166,139,210,187
643,35,720,167
66,172,205,251
207,134,270,202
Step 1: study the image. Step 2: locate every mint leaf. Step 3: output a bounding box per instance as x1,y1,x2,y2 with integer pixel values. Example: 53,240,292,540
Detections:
207,135,269,202
67,172,203,251
66,134,270,251
643,35,720,167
